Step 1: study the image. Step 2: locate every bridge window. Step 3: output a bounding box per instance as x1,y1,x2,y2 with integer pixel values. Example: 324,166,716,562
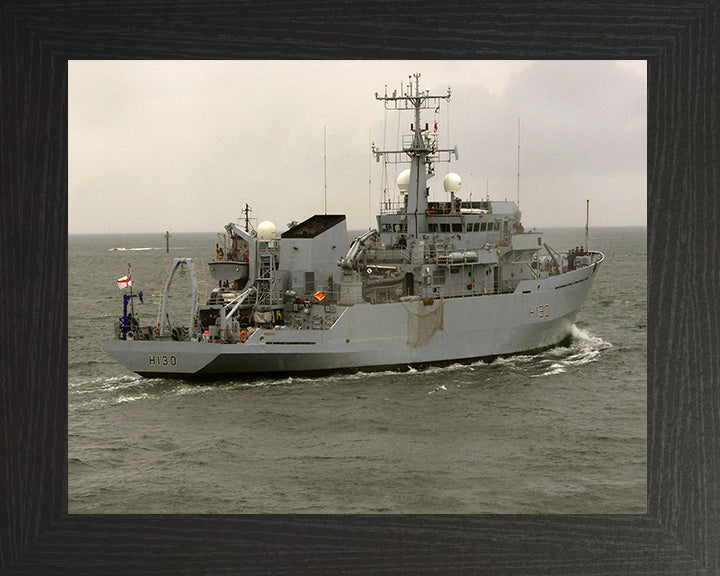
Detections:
480,222,487,231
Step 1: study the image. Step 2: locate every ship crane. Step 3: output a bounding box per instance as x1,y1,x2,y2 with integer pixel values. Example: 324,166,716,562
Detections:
339,229,377,270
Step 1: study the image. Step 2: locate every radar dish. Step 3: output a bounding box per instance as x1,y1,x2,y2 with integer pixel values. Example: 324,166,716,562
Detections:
396,169,411,194
257,221,277,242
443,173,462,193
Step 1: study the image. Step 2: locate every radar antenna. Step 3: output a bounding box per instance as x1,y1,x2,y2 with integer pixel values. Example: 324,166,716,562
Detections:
372,73,458,238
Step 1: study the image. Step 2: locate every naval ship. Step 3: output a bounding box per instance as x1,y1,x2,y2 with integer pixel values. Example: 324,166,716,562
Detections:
104,74,604,378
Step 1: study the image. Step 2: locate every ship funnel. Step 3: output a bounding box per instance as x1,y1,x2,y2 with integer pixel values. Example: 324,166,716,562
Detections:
443,173,462,194
397,169,411,194
257,221,277,242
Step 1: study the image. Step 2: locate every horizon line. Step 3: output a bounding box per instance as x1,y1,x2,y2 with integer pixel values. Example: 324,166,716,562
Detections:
69,224,648,236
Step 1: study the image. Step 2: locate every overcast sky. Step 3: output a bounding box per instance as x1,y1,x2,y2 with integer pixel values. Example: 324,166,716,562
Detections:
69,60,646,234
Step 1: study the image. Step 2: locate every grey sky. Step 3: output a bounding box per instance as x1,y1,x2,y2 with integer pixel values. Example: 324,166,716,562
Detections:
69,60,646,234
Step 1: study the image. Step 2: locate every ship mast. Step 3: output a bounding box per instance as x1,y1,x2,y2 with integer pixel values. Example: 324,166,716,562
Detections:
372,73,457,239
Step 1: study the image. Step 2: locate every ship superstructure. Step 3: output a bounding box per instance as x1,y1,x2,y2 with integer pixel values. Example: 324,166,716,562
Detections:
105,74,604,378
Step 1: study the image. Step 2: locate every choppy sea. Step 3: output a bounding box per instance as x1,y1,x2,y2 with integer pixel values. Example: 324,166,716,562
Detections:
69,227,646,513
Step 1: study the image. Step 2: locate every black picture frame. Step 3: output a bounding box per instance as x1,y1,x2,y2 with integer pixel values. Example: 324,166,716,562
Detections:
2,1,718,574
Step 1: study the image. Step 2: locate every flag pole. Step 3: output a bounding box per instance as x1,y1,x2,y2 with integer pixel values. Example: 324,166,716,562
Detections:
585,199,589,253
128,262,135,328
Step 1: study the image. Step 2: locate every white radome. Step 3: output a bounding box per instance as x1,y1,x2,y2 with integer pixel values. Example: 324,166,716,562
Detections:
257,221,277,242
443,172,462,194
396,169,411,193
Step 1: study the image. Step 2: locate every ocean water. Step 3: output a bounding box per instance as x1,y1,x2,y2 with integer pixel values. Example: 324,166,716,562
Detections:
68,227,646,513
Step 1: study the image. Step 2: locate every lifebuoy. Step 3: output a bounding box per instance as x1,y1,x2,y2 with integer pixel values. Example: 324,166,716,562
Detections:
243,249,249,261
239,330,248,343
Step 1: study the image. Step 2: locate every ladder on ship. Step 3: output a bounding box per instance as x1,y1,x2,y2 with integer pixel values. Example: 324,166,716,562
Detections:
254,252,280,310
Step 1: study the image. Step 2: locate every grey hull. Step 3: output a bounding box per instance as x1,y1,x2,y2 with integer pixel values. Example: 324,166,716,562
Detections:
104,261,598,378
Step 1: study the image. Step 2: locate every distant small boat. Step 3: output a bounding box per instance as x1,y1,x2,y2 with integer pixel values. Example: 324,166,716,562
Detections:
108,246,155,252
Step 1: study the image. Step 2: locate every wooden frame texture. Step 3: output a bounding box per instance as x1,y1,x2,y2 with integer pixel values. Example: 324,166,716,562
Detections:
1,1,718,574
